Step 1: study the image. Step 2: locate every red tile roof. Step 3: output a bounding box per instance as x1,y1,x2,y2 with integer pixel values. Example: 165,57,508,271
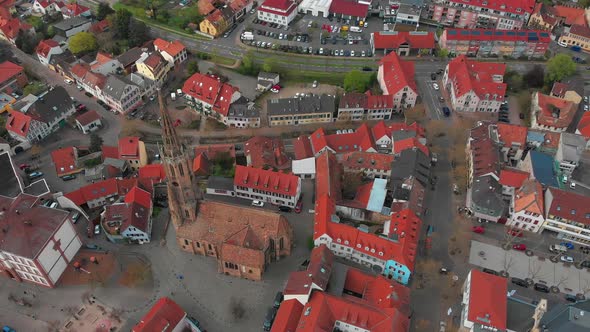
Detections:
259,0,297,16
270,299,303,332
6,110,31,138
194,144,236,161
514,179,543,215
182,73,239,117
132,297,185,332
551,82,569,98
467,269,507,330
469,122,501,178
124,186,151,209
89,19,109,33
498,168,529,188
447,55,506,101
372,31,435,50
449,0,535,15
569,24,590,38
101,145,119,160
310,124,376,155
70,63,90,80
192,153,208,175
35,39,59,58
341,151,395,173
496,123,527,148
577,112,590,139
554,5,587,26
234,165,300,197
294,135,313,160
315,152,342,201
534,92,577,130
153,38,186,57
139,164,166,181
284,245,334,296
75,110,100,126
365,91,394,110
444,29,551,43
62,2,89,17
118,136,140,159
393,137,429,156
0,61,23,85
343,268,411,312
379,51,417,95
547,187,590,225
329,0,369,18
532,3,558,26
65,178,152,206
0,18,32,40
385,209,422,271
244,136,289,170
50,146,79,177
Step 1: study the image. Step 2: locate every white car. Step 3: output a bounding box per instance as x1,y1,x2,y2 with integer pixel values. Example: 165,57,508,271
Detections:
64,79,73,85
351,50,355,57
561,255,574,263
433,83,440,90
363,22,368,28
94,224,101,235
585,105,589,111
558,41,568,48
312,80,318,88
251,200,264,207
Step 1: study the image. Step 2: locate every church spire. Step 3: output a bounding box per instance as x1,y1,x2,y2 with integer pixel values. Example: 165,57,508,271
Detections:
157,89,183,158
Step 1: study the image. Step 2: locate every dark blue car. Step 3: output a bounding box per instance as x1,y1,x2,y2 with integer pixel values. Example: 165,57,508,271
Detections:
442,107,451,117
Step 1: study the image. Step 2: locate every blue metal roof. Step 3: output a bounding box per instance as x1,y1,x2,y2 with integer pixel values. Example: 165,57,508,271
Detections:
527,131,545,143
530,151,559,187
367,178,388,213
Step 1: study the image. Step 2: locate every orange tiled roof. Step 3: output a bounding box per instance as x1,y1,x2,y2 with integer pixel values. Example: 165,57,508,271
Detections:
513,179,543,215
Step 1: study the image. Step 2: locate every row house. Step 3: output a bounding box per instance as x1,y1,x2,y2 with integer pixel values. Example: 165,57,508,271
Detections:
308,124,376,157
87,52,123,76
443,55,507,113
543,187,590,246
440,29,551,59
233,165,301,207
0,193,82,288
530,92,578,133
225,101,261,128
426,0,536,30
267,94,335,126
182,73,244,126
257,0,298,26
153,38,187,69
337,92,394,121
341,151,394,180
70,63,107,98
244,136,290,170
559,24,590,53
377,52,418,110
5,87,76,143
0,61,28,94
528,3,587,31
370,31,435,56
102,75,142,114
506,179,544,233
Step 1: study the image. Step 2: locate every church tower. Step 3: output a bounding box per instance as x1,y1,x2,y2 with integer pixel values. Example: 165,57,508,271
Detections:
157,89,202,229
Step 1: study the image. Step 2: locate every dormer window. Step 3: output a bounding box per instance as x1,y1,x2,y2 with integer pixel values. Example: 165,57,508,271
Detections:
571,209,576,215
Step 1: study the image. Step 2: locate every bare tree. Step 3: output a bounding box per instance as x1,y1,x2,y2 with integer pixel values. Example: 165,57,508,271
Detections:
553,274,570,290
580,280,590,296
528,259,546,281
502,255,516,275
502,226,524,248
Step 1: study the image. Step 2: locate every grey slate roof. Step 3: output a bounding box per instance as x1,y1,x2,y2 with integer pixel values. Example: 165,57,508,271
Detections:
267,94,336,116
207,176,235,191
540,300,590,331
117,47,143,67
557,133,585,163
53,17,91,31
102,75,136,100
228,98,260,118
391,130,416,141
0,152,23,198
258,72,279,81
506,297,536,332
470,175,507,219
27,86,74,124
389,148,431,187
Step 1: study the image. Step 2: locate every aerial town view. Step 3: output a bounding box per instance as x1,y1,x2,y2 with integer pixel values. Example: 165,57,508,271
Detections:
2,0,590,331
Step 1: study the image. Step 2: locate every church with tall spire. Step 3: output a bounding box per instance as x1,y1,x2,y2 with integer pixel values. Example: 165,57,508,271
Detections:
157,90,202,230
158,89,293,281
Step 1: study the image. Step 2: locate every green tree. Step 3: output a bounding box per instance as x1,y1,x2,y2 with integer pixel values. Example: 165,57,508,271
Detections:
15,31,39,54
262,57,278,73
128,20,149,47
187,60,199,75
580,0,590,8
437,48,449,58
45,25,55,38
89,133,103,153
69,32,98,55
114,8,132,39
0,115,7,138
96,2,114,20
26,16,44,31
344,70,370,92
545,54,576,85
504,71,523,92
23,82,47,96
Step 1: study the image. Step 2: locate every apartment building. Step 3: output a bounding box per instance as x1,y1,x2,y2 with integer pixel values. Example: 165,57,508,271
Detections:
558,24,590,52
337,92,394,121
267,94,335,126
444,55,507,113
530,92,578,133
136,51,169,84
461,269,507,331
427,0,536,30
233,165,301,207
101,75,142,114
440,29,551,58
257,0,298,25
543,187,590,246
153,38,187,68
507,179,544,233
377,52,418,110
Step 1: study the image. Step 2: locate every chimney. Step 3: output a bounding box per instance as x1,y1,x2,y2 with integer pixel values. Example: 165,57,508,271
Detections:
23,220,32,226
15,210,19,215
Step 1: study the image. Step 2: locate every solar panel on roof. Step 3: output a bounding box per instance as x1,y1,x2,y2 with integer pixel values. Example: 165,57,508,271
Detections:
540,32,549,37
461,30,469,35
448,30,457,35
483,31,493,36
495,31,503,35
529,36,538,41
517,32,526,36
472,31,480,35
507,31,516,36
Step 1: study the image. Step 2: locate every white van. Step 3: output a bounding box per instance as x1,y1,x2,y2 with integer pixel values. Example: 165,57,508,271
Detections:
350,26,362,33
549,244,568,254
171,92,176,101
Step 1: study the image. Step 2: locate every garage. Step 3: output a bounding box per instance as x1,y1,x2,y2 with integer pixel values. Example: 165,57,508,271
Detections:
318,11,324,17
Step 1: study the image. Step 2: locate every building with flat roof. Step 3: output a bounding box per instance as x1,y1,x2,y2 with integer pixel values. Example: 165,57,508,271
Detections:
267,94,335,126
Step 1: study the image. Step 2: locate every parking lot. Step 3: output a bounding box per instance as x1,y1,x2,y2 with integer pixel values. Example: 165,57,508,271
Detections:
469,241,590,297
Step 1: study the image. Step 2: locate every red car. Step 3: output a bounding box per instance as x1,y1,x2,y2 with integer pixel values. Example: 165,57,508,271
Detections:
513,244,527,251
19,163,30,170
76,104,86,112
174,119,182,127
472,226,485,234
295,200,302,213
507,229,523,237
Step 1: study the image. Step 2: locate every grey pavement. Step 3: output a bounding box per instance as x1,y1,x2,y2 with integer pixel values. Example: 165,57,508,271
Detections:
470,241,590,296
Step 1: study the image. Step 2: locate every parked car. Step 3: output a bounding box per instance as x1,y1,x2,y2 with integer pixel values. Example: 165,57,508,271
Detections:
533,283,550,293
64,78,74,85
28,171,44,179
252,200,264,207
565,294,578,303
561,255,574,263
507,229,523,237
561,242,574,250
431,73,437,80
472,226,484,234
62,174,76,181
270,85,281,93
442,107,451,117
519,113,525,119
295,200,302,213
278,206,292,212
512,277,528,288
18,163,29,170
71,211,81,223
94,224,101,235
512,244,527,251
482,268,498,276
273,291,283,308
433,83,439,90
312,80,318,88
263,307,278,331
